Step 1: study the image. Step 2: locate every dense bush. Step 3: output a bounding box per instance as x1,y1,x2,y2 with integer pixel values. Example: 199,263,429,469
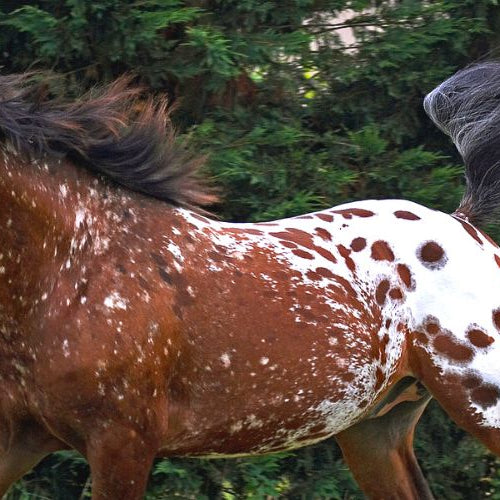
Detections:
2,0,500,497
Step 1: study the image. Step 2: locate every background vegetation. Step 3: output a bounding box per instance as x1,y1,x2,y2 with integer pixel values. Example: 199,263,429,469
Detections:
1,0,500,498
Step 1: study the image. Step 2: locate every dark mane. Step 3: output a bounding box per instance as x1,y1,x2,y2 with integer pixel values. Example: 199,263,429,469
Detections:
0,73,217,209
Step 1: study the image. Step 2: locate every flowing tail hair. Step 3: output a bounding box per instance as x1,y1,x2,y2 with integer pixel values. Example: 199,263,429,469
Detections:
424,62,500,227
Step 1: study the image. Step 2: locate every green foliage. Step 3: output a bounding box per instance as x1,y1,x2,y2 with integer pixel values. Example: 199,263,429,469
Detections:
1,6,59,59
181,26,241,88
231,453,292,497
2,0,500,498
149,459,208,498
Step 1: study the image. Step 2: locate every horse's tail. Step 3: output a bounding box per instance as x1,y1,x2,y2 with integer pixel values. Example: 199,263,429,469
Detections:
424,61,500,227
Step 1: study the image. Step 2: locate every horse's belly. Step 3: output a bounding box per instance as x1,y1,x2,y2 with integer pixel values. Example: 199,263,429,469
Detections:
157,283,395,456
160,365,379,457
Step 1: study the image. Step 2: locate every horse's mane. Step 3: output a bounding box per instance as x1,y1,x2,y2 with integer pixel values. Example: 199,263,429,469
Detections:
0,73,217,209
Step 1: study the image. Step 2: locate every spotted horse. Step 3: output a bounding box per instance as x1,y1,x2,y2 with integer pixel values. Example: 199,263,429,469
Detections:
1,63,500,499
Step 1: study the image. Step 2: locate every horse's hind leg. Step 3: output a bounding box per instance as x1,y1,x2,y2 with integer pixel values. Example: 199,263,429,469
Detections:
335,395,433,500
85,425,157,500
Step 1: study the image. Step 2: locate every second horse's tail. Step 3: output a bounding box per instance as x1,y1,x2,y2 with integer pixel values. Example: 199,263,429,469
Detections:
424,62,500,227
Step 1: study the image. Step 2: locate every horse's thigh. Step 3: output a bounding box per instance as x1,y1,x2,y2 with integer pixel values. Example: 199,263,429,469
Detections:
412,350,500,456
335,397,433,500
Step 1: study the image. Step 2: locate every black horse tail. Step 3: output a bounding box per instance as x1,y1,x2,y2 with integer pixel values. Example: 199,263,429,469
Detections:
424,61,500,227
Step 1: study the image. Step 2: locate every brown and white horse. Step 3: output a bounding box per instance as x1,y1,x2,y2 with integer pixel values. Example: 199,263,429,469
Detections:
1,63,500,499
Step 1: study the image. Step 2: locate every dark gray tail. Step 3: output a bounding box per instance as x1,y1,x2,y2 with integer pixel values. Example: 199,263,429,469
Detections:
424,62,500,227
